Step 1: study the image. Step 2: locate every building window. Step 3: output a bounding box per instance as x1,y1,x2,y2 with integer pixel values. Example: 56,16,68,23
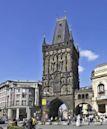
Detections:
61,54,62,60
16,88,20,92
22,93,26,98
61,86,66,95
29,100,32,106
86,94,89,99
29,94,32,99
16,100,19,106
78,94,81,99
22,89,26,98
16,94,20,98
98,104,106,113
82,94,85,99
22,100,26,106
58,35,61,38
98,83,105,94
59,23,62,27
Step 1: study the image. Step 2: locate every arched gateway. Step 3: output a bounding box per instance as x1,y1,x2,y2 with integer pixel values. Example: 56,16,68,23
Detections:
42,17,79,120
48,98,63,118
47,98,68,120
75,103,93,115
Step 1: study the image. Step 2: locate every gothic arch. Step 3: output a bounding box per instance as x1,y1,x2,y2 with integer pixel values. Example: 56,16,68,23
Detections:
67,85,72,94
48,98,69,120
75,101,93,108
75,103,93,115
61,85,67,95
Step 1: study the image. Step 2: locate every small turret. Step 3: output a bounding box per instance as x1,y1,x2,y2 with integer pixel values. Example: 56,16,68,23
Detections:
42,34,46,45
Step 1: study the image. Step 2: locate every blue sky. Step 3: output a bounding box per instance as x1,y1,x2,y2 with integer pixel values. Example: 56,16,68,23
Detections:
0,0,107,87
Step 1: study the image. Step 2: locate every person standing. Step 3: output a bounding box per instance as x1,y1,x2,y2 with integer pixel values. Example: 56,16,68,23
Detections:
27,118,32,129
76,115,81,127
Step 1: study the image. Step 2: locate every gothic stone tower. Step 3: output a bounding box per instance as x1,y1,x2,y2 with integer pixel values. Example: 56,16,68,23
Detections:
42,17,79,118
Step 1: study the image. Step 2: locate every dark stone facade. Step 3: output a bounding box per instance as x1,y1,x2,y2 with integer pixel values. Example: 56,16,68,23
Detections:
42,17,79,116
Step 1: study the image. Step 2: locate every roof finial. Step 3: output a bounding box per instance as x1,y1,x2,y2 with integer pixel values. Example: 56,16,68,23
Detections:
43,33,46,45
43,33,46,38
64,10,67,18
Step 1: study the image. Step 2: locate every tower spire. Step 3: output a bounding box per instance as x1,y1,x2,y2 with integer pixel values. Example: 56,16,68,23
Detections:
52,17,73,44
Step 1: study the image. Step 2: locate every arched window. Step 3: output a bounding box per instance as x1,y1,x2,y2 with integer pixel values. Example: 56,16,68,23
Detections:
82,94,85,99
86,94,89,99
67,85,71,94
61,86,66,95
78,94,81,99
43,87,49,96
98,83,105,94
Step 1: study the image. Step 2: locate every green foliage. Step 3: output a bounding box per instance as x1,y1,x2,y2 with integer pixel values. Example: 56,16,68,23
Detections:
7,125,24,129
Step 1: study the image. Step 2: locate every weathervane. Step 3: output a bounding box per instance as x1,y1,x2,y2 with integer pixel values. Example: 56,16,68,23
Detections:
43,33,46,39
64,10,67,17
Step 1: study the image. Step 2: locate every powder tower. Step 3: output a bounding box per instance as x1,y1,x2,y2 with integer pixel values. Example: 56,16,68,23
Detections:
42,17,79,118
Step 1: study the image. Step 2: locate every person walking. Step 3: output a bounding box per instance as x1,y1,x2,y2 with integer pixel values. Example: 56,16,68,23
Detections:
31,116,38,129
27,118,32,129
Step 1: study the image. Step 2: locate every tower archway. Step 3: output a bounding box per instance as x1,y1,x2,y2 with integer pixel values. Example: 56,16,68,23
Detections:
48,98,63,119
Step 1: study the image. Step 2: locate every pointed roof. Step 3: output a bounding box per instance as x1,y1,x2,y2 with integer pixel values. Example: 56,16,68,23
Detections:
43,36,46,45
52,17,73,44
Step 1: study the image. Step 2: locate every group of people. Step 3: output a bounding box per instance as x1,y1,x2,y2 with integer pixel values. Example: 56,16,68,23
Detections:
22,117,38,129
75,114,104,126
8,116,38,129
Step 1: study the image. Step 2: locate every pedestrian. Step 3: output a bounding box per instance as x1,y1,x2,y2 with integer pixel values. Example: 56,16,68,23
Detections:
76,114,81,127
87,115,90,125
22,120,27,129
100,117,103,125
27,118,32,129
13,118,17,126
68,115,71,125
31,116,38,129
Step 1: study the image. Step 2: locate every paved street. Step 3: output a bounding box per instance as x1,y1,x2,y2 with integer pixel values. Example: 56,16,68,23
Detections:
0,124,7,129
37,124,107,129
0,123,107,129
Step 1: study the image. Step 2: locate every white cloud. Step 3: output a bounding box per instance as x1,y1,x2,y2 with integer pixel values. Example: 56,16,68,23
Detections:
79,66,85,73
80,50,99,61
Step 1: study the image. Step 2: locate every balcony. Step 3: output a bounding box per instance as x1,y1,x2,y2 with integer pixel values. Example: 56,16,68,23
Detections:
96,90,107,101
98,91,105,94
97,94,107,101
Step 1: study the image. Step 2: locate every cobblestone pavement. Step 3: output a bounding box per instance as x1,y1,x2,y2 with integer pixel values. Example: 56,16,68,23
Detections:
37,124,107,129
0,124,7,129
0,123,107,129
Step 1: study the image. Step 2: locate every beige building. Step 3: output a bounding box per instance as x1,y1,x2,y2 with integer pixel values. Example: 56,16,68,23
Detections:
0,80,42,120
0,81,9,116
92,63,107,115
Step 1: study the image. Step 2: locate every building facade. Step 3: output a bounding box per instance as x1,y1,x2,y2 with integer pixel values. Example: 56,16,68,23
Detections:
92,64,107,115
42,17,79,118
0,80,42,120
0,81,9,116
